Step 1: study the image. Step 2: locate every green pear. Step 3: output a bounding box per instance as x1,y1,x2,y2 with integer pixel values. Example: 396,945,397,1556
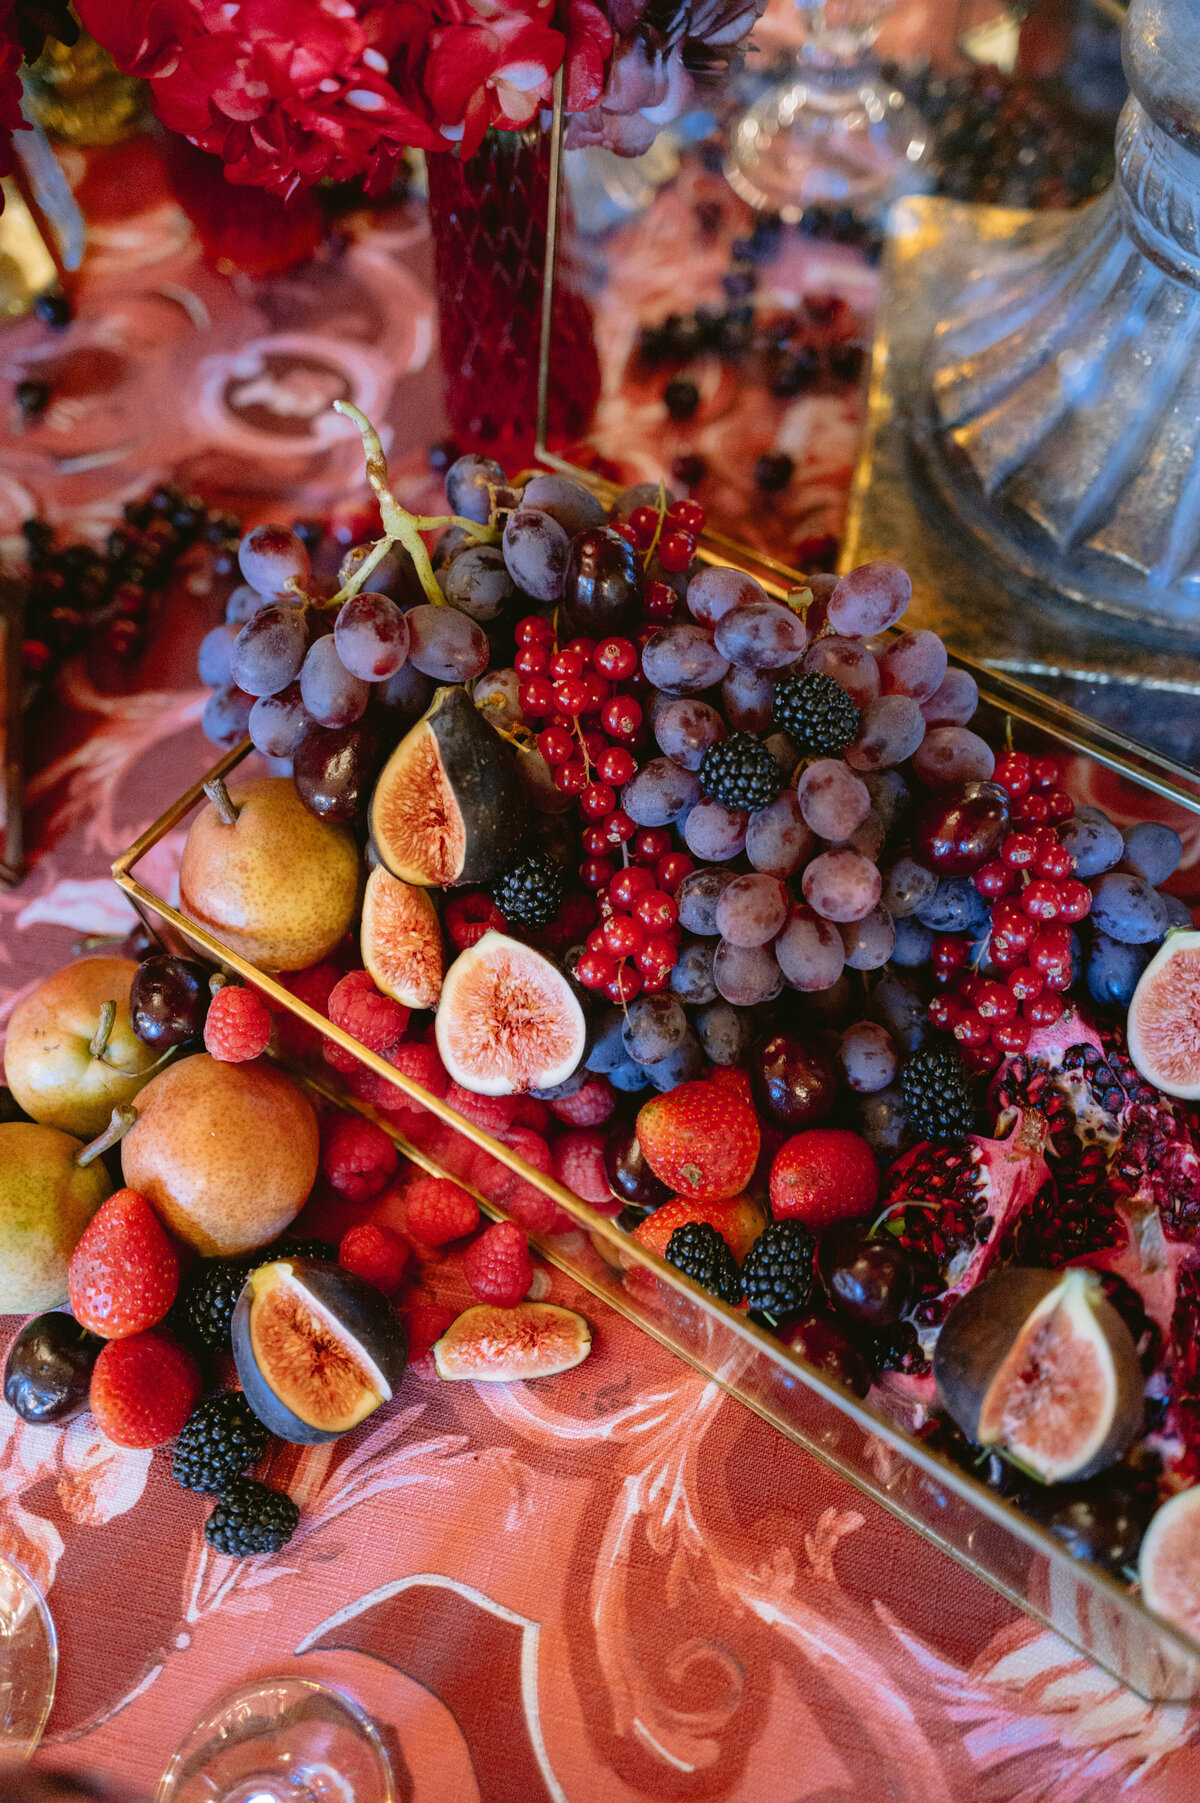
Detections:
0,1118,121,1313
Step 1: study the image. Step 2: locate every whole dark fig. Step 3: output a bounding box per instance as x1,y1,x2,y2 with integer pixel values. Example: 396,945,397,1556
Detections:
750,1031,836,1130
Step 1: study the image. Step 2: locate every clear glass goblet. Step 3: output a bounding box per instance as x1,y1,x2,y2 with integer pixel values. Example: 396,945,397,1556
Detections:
0,1554,57,1763
726,0,933,218
156,1677,395,1803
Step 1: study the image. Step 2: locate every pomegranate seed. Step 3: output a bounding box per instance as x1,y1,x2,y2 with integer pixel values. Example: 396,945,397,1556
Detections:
1057,879,1091,922
993,751,1033,797
1001,832,1038,869
1021,880,1061,921
580,781,617,819
633,828,671,863
1035,842,1073,881
975,860,1015,897
549,649,584,681
952,1009,992,1048
636,890,678,932
576,950,615,989
519,677,555,716
1030,755,1060,791
604,965,642,1004
516,616,554,644
593,637,638,680
602,696,643,738
1025,992,1064,1027
627,505,660,549
975,980,1017,1023
931,934,969,973
554,760,588,795
610,865,656,908
928,994,962,1030
579,857,616,890
537,726,574,766
1007,966,1044,1001
991,1015,1031,1055
656,852,693,891
657,529,695,573
1013,793,1050,825
603,808,636,845
643,578,675,621
597,745,636,785
667,498,705,533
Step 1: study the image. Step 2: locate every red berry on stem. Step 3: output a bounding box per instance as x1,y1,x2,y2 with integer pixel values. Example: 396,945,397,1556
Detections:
580,857,615,889
928,994,962,1030
1030,756,1060,791
975,980,1017,1023
580,781,617,819
566,636,595,662
610,865,656,907
1035,841,1073,880
593,637,638,680
952,1009,991,1048
656,852,693,892
605,965,642,1004
515,645,549,676
577,949,616,989
582,826,608,856
628,504,660,549
603,914,644,958
519,677,555,716
657,529,695,573
1057,878,1091,922
636,889,678,932
1021,879,1061,921
1013,793,1050,825
975,860,1015,897
1007,966,1043,1001
597,745,636,784
538,725,574,766
549,648,583,681
993,751,1033,797
516,616,554,644
1045,789,1074,822
961,1042,1003,1074
554,759,587,794
1002,832,1037,869
636,935,676,980
633,827,671,863
603,695,643,739
931,934,969,973
604,808,636,844
667,498,705,533
1026,992,1064,1027
614,522,640,551
991,1015,1031,1054
581,673,608,713
553,677,589,715
643,578,675,621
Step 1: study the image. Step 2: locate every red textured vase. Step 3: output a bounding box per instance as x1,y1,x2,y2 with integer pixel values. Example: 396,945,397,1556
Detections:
426,127,601,461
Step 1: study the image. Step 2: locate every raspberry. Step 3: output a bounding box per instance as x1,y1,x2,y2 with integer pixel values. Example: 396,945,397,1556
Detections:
509,1094,551,1132
276,959,341,1057
444,892,506,949
549,1077,615,1127
328,970,409,1054
404,1303,456,1378
463,1220,534,1307
707,1067,754,1109
378,1041,449,1118
553,1128,610,1204
204,986,271,1062
321,1114,399,1202
444,1083,516,1132
406,1176,480,1245
89,1330,202,1449
339,1223,409,1294
500,1125,553,1176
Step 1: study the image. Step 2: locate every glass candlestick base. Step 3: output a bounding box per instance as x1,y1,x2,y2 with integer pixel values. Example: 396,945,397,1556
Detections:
157,1678,395,1803
0,1554,56,1761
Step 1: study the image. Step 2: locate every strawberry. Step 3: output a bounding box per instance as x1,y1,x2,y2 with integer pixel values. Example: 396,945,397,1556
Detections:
90,1330,202,1448
633,1194,765,1263
68,1188,180,1339
707,1067,754,1110
769,1129,879,1230
636,1081,760,1202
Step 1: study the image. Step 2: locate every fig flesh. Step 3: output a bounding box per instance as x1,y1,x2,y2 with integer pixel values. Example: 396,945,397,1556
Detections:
436,930,589,1096
370,685,527,887
360,865,444,1010
1127,928,1200,1100
434,1301,591,1381
1139,1485,1200,1636
934,1267,1144,1485
232,1258,407,1443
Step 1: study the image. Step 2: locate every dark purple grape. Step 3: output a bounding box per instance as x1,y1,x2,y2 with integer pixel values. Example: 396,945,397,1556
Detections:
750,1032,837,1130
292,719,381,823
778,1310,871,1397
913,780,1009,875
817,1223,915,1328
5,1313,104,1424
603,1120,671,1210
563,528,642,634
130,955,210,1047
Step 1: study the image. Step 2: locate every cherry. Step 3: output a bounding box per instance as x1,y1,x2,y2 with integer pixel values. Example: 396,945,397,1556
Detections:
563,528,643,635
778,1310,871,1398
817,1224,916,1328
130,955,209,1047
604,1121,671,1210
913,780,1009,874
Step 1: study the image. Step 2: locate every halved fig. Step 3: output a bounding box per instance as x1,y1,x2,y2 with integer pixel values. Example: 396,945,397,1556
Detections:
436,930,589,1096
515,744,574,814
1139,1487,1200,1636
232,1258,408,1444
370,685,527,887
434,1301,591,1381
1128,929,1200,1099
934,1267,1144,1485
360,865,444,1010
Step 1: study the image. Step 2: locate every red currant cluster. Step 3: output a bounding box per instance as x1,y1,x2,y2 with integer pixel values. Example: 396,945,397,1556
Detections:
613,496,706,577
927,754,1092,1071
576,846,693,1005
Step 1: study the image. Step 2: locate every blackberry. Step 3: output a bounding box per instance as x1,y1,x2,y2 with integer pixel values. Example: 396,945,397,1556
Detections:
773,673,860,758
664,1221,743,1305
698,733,782,812
205,1478,299,1557
492,850,564,931
173,1394,270,1494
275,1237,337,1264
741,1220,814,1320
174,1256,254,1353
901,1041,973,1143
869,1320,929,1379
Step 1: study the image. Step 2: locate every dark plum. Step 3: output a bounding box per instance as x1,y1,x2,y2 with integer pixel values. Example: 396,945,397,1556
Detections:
750,1031,836,1131
5,1312,104,1424
1027,1471,1157,1570
293,717,382,823
818,1223,916,1328
778,1309,871,1397
603,1119,671,1210
913,780,1009,875
130,954,210,1048
563,528,642,634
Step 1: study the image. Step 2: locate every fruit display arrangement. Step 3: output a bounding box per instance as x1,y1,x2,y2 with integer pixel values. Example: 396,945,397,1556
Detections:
0,951,593,1557
95,404,1200,1640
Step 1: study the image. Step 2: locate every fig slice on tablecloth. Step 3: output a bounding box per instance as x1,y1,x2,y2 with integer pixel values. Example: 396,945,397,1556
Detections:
369,684,527,887
933,1266,1144,1485
435,930,589,1097
434,1302,591,1381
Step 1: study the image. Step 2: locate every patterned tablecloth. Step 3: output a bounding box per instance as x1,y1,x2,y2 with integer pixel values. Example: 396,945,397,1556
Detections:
3,131,1200,1802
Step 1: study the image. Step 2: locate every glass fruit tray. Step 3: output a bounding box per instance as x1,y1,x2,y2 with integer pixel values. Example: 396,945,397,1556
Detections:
113,596,1200,1704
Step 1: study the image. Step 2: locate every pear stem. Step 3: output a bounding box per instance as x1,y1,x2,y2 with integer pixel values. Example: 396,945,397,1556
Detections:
88,1001,116,1062
75,1105,137,1168
204,777,240,826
